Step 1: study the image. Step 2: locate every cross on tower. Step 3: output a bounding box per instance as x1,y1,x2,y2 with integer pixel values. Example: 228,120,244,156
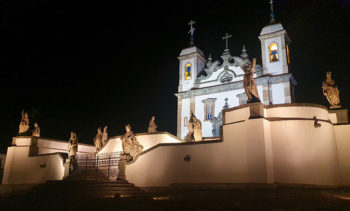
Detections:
222,33,232,50
269,0,276,23
188,20,196,45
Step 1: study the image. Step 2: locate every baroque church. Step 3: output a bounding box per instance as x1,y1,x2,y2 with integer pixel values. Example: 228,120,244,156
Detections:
175,17,295,139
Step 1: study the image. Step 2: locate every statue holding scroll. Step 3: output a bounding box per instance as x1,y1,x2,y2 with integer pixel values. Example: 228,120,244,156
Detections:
121,124,143,157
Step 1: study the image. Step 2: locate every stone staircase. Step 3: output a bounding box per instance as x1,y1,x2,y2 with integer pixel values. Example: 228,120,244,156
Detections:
35,168,146,198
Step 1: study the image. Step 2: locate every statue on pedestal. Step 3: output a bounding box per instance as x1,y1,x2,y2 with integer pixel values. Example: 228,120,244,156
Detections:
242,58,260,103
185,112,202,141
193,114,202,141
94,127,103,152
32,122,40,137
68,132,78,172
102,126,108,146
18,110,30,136
148,116,158,133
121,124,143,158
322,72,341,109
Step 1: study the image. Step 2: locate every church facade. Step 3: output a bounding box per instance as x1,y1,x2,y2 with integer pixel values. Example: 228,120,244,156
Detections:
175,23,296,139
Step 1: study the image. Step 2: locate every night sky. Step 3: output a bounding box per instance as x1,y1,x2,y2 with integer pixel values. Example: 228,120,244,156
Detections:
0,0,350,152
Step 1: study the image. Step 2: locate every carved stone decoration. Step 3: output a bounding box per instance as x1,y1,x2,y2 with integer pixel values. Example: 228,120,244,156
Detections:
210,112,222,137
185,112,202,141
220,71,233,83
18,110,30,136
102,126,108,146
148,116,158,133
322,72,341,109
32,122,40,137
94,127,103,152
121,124,143,158
242,58,261,103
68,132,78,158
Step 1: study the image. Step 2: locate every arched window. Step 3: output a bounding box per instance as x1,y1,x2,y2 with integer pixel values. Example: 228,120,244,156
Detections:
286,44,290,64
269,43,279,62
185,63,192,80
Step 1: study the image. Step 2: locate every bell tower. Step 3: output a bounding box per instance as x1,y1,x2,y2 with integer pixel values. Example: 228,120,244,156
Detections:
178,20,206,92
259,0,291,75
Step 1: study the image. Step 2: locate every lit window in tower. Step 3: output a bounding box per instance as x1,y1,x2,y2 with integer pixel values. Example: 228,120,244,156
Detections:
269,43,279,62
185,63,192,80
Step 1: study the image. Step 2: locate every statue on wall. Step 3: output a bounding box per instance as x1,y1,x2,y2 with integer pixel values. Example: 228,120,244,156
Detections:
121,124,143,158
193,114,202,141
148,116,158,133
322,72,341,109
32,122,40,137
18,110,30,136
94,127,103,152
68,132,78,158
242,58,260,103
102,126,108,146
185,112,202,141
68,132,78,172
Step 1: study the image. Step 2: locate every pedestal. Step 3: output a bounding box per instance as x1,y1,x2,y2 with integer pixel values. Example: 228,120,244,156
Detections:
329,109,348,124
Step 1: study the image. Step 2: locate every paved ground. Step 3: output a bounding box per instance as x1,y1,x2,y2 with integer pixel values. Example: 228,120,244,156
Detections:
1,186,350,210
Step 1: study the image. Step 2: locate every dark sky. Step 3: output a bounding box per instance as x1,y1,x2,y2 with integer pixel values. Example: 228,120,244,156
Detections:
0,0,350,152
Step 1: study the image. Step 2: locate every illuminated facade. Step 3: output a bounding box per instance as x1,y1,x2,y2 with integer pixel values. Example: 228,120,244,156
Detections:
175,22,296,139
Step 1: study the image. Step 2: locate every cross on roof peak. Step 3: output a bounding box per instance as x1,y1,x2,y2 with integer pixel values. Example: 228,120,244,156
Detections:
222,33,232,51
269,0,276,24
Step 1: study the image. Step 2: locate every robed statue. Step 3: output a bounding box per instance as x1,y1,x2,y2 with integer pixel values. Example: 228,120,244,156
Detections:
68,132,78,158
121,124,143,158
242,58,260,103
18,110,30,136
68,132,78,172
102,126,108,146
322,72,341,109
148,116,158,133
94,127,103,152
185,112,202,141
32,122,40,137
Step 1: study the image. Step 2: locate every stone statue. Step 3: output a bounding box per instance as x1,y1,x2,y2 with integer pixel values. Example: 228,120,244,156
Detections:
148,116,158,133
32,122,40,137
102,126,108,146
121,124,143,158
192,114,202,141
322,72,341,109
68,132,78,173
185,112,202,141
18,110,30,136
242,58,260,103
94,127,103,152
68,132,78,158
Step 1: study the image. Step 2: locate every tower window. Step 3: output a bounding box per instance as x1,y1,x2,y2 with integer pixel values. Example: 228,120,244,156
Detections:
202,98,217,121
185,63,192,80
269,43,279,62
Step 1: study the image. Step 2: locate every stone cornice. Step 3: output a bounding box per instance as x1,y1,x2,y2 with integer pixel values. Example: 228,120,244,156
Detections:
175,73,294,99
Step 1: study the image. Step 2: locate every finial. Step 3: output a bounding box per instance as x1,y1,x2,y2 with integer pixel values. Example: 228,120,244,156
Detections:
222,33,232,52
269,0,276,24
223,98,229,109
241,45,248,59
188,20,196,45
208,54,212,62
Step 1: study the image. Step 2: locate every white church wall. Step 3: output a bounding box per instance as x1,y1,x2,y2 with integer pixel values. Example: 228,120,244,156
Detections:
334,125,350,186
126,119,271,187
271,83,285,104
98,132,183,154
125,104,345,187
2,146,65,184
270,120,340,186
181,98,191,138
264,36,284,75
